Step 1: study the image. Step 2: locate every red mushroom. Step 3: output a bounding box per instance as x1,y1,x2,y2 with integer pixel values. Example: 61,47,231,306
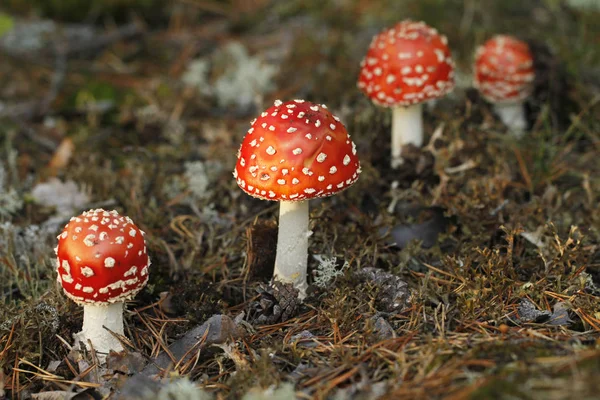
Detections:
56,208,150,356
473,35,535,135
358,20,455,167
233,99,361,298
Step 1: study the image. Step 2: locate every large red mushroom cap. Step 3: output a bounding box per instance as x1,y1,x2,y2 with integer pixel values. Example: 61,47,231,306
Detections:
56,209,150,305
233,100,361,201
357,20,455,107
473,35,535,104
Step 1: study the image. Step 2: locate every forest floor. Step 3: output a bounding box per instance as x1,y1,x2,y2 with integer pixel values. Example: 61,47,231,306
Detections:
1,0,599,399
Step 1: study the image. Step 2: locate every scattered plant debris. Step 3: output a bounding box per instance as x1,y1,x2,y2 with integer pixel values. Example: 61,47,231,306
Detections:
0,0,599,398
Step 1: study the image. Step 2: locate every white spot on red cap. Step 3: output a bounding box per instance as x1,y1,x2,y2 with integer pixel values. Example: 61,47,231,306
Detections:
83,234,96,247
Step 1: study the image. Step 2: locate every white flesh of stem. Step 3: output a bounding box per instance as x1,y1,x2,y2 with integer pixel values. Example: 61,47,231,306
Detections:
494,101,527,137
274,200,309,299
75,302,125,358
391,103,423,168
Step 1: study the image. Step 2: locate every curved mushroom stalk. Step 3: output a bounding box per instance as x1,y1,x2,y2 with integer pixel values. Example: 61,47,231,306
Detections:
391,103,423,168
233,100,361,302
493,102,527,137
274,200,309,299
75,302,125,356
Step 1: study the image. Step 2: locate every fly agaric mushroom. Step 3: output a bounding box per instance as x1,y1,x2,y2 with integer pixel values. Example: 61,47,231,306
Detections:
56,209,150,356
233,100,361,298
473,35,535,135
358,20,455,168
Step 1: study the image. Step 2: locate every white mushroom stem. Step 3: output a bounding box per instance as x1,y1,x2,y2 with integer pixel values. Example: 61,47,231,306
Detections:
391,103,423,168
274,200,309,299
493,101,527,137
75,302,125,357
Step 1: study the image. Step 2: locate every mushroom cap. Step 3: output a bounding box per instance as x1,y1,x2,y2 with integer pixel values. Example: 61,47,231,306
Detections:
56,209,151,305
357,20,455,107
473,35,535,104
233,100,361,201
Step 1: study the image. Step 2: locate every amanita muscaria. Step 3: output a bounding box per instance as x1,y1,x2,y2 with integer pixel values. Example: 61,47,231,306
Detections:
233,100,361,298
358,20,455,168
473,35,535,135
56,208,150,356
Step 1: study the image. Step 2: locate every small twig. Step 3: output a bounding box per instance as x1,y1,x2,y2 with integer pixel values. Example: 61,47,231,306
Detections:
490,199,509,216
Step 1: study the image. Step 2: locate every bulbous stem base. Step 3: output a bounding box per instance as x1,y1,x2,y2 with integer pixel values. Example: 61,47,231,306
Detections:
75,302,125,359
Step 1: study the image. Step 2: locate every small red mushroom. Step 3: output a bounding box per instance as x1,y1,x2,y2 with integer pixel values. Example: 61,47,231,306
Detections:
473,35,535,135
358,20,455,167
56,208,150,356
233,99,361,298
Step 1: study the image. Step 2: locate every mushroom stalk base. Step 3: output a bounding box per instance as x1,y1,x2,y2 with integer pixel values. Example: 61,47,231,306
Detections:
274,200,309,299
391,103,423,168
493,102,527,137
75,302,125,358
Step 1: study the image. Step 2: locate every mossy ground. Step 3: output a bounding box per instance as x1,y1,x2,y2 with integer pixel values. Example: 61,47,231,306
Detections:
1,0,599,399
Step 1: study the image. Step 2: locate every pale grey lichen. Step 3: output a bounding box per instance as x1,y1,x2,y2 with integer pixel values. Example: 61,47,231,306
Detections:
30,178,90,215
565,0,600,10
212,42,278,109
163,119,186,146
119,376,213,400
312,255,348,288
163,161,224,204
182,42,279,111
242,383,296,400
0,222,54,263
0,222,56,303
135,104,166,125
161,175,187,201
181,59,212,96
34,302,60,332
0,19,96,57
0,301,60,332
153,378,213,400
184,161,211,200
0,164,23,218
0,20,56,54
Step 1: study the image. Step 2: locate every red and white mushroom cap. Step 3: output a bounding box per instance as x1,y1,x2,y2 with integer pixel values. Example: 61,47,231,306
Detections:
56,209,150,305
233,100,361,201
357,20,455,107
473,35,535,104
